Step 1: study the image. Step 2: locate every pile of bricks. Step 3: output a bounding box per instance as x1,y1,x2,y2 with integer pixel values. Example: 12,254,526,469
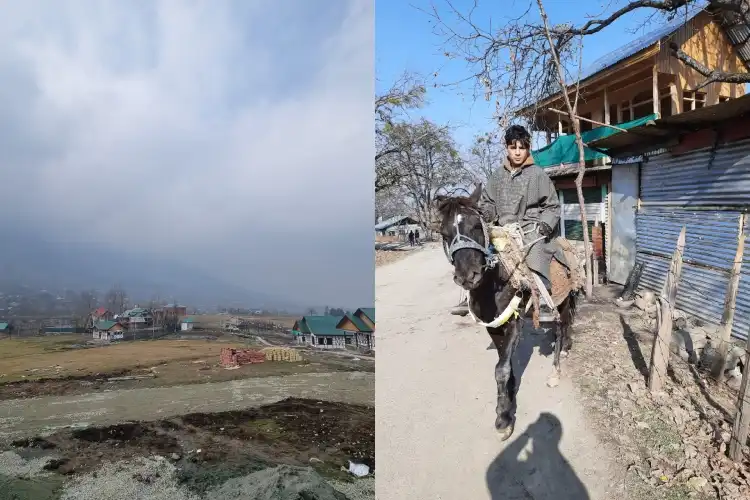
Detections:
220,347,266,368
261,347,303,362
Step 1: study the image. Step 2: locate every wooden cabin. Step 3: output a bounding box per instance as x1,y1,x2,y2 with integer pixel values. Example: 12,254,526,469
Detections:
523,8,747,144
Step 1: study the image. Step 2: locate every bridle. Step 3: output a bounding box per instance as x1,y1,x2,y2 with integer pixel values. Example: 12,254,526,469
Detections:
443,207,498,271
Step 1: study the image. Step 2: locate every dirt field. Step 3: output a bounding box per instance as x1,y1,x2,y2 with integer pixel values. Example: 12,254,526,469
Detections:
1,397,374,499
0,336,373,400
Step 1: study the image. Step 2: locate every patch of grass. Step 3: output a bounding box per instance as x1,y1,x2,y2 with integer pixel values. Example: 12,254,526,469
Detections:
175,458,270,495
0,473,64,500
243,418,283,439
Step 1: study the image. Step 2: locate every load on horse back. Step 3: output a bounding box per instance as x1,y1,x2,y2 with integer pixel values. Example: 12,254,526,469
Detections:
436,184,584,441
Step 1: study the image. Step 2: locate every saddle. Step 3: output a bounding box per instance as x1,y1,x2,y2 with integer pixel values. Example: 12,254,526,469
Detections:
489,226,584,308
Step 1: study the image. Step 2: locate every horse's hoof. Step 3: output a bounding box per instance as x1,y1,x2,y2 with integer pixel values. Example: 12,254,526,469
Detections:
546,373,561,388
496,421,515,441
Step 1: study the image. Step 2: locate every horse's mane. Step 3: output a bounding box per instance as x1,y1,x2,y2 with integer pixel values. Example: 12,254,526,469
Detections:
436,196,478,215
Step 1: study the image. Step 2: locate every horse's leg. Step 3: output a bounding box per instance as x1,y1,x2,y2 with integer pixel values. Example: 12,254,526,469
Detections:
488,319,520,441
547,295,574,387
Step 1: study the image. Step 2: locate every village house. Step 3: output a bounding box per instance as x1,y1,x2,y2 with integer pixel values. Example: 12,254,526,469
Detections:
92,320,125,341
86,307,114,330
520,6,748,285
375,215,422,241
181,316,196,331
291,315,353,349
118,307,153,330
335,307,375,352
574,81,750,343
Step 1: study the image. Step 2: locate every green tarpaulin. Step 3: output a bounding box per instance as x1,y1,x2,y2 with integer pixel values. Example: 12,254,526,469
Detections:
532,114,657,168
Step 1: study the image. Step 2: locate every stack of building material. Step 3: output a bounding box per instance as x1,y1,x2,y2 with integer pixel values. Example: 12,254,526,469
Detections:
220,347,266,368
261,347,302,362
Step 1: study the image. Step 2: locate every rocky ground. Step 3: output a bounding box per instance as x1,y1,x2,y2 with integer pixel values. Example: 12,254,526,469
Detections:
0,398,374,500
566,286,750,499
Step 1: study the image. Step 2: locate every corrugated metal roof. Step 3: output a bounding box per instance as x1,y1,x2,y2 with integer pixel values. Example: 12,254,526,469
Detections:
587,93,750,155
714,6,750,70
337,313,373,333
578,6,705,82
303,315,351,336
375,215,419,231
357,307,375,323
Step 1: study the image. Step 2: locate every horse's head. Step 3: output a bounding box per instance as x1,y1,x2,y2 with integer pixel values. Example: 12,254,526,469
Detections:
435,184,489,290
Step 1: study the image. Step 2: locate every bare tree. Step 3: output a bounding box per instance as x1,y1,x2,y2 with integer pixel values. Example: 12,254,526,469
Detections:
392,119,469,238
104,285,128,314
375,73,427,193
466,131,503,184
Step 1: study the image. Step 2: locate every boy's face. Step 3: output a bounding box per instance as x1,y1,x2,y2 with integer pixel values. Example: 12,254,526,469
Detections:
506,140,529,167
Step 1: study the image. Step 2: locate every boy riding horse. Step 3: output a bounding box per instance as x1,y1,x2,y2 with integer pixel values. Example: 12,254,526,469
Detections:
452,124,563,316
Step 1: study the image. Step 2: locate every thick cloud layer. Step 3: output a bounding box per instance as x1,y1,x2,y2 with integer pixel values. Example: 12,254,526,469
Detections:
0,0,374,309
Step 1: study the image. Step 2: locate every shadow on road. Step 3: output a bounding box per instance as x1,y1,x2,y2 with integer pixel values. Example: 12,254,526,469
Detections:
486,324,556,390
486,412,590,500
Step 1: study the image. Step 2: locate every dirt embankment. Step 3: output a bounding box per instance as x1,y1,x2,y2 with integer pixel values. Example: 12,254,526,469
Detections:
2,398,374,499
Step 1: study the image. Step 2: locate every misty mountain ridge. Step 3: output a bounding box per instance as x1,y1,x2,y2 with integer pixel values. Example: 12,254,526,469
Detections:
0,228,307,313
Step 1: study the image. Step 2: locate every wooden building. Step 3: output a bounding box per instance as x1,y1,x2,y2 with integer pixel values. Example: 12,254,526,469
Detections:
522,7,749,283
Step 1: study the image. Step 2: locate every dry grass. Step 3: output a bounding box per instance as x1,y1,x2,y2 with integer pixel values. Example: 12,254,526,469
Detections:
0,337,240,382
191,314,297,329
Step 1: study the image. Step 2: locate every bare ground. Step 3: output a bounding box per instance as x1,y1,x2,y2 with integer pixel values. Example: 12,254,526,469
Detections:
1,397,374,499
0,336,373,400
376,243,750,499
376,244,625,500
565,289,750,500
0,371,373,441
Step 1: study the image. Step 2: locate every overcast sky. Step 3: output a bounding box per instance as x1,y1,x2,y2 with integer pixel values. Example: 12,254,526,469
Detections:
0,0,374,309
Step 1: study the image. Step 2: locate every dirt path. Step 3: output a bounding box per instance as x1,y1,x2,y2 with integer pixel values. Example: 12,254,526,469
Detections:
0,371,373,440
375,244,627,500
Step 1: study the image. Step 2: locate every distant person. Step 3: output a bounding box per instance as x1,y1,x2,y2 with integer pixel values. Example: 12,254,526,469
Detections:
408,230,415,246
414,228,420,245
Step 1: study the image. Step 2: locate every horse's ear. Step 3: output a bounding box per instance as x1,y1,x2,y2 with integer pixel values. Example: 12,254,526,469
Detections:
434,195,447,211
469,183,482,205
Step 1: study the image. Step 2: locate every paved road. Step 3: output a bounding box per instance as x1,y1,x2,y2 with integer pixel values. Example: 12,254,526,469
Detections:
375,244,626,500
0,371,373,440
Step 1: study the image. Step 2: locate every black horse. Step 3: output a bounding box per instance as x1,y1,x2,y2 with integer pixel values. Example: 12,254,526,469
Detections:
436,184,579,441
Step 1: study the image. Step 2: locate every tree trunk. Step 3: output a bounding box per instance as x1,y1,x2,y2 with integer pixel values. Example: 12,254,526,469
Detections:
574,131,593,297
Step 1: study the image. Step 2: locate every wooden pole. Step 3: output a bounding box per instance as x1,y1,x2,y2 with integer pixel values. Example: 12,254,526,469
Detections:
548,108,628,132
729,328,750,461
711,214,746,381
604,87,610,125
593,215,601,287
648,226,686,393
652,64,660,117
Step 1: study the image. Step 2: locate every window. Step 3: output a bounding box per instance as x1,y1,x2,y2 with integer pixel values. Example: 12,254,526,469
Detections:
579,113,593,132
345,337,352,345
560,187,603,242
658,87,673,118
326,337,333,345
317,337,324,345
682,91,706,111
621,106,632,123
301,336,306,343
608,104,618,124
631,90,653,120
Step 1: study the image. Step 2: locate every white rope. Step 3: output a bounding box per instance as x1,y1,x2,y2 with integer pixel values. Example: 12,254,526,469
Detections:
467,293,523,328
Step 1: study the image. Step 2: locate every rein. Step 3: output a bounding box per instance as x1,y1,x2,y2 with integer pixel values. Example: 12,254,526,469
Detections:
444,209,523,327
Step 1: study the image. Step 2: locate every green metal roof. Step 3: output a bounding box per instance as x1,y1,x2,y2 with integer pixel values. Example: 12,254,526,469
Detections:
532,114,657,168
182,317,195,323
95,320,118,330
357,308,375,324
303,315,351,336
337,313,373,333
0,322,9,331
293,320,311,334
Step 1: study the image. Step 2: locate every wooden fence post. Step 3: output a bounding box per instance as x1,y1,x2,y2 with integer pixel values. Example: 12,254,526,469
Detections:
711,214,746,381
729,327,750,461
648,226,686,393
